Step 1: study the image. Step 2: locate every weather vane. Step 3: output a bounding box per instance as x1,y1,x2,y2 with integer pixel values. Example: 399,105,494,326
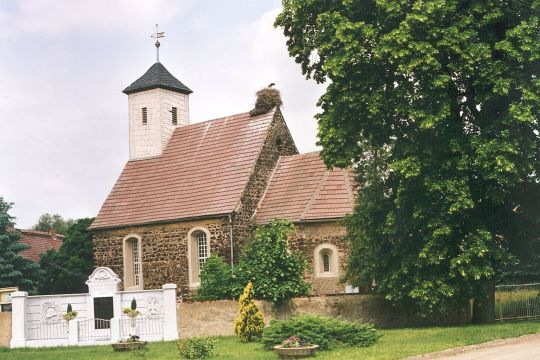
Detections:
151,24,165,63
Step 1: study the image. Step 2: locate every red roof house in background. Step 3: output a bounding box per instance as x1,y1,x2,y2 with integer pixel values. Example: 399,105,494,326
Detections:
18,229,63,262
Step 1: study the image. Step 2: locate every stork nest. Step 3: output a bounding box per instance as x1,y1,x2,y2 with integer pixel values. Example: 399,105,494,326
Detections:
249,88,283,117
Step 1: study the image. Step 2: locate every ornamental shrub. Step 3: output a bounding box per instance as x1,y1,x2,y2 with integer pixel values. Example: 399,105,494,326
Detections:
195,255,234,301
232,220,310,304
177,337,216,359
261,315,381,350
234,281,265,342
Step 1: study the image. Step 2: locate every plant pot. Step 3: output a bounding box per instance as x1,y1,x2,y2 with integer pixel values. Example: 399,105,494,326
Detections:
273,345,319,359
111,341,148,352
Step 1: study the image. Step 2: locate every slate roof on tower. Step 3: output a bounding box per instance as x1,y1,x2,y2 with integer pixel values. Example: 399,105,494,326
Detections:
255,151,355,224
90,109,278,230
123,62,193,95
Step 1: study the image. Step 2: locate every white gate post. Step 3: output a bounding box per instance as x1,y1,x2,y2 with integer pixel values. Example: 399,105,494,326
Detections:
68,319,79,344
110,317,121,342
10,291,28,348
162,284,178,341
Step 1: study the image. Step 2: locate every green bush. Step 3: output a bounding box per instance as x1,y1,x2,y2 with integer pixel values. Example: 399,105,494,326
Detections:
261,315,381,350
232,220,310,304
195,255,234,301
177,337,216,359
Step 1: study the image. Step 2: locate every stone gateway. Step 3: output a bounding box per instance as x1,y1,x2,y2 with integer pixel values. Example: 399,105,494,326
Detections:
90,56,356,299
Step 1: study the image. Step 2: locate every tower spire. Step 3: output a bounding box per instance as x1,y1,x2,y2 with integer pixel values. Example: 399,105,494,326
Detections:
151,24,165,63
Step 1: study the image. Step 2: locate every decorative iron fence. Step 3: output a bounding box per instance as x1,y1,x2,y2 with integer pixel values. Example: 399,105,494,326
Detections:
78,318,111,341
495,283,540,321
27,321,68,340
120,316,163,338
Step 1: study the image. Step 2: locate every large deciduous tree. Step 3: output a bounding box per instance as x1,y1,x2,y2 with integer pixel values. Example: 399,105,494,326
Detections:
38,218,95,294
33,213,74,235
276,0,540,320
0,197,39,291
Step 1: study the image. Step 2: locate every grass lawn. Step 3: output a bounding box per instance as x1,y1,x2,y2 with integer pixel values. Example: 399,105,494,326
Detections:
1,321,539,360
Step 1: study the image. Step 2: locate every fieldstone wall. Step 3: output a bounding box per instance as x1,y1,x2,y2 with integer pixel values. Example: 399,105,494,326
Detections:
289,221,350,295
231,108,298,251
177,294,471,338
0,312,11,347
93,217,231,298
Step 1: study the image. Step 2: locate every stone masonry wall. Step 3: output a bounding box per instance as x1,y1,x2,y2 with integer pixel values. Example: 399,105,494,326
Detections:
93,217,231,299
177,295,471,338
0,312,11,347
289,221,351,295
230,108,298,254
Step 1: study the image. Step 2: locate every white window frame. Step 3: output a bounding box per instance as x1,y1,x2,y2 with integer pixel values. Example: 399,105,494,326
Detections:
314,243,339,278
187,227,211,287
122,234,143,290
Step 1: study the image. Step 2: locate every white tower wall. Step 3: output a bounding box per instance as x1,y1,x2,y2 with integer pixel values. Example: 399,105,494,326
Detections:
128,88,189,160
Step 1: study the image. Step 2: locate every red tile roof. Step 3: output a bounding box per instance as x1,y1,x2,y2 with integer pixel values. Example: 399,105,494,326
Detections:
19,230,63,262
255,151,355,224
90,110,277,229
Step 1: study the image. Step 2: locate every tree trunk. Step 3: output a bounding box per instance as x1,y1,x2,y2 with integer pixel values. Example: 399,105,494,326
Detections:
472,280,495,323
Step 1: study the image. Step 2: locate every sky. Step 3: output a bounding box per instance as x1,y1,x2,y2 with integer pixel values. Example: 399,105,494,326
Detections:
0,0,326,228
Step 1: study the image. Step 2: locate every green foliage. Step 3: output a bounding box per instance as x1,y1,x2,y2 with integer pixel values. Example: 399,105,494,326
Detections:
233,220,310,304
38,218,95,294
176,337,216,359
131,298,137,310
0,197,39,291
262,315,381,350
32,213,74,235
195,255,234,301
67,303,72,313
234,282,265,342
276,0,540,316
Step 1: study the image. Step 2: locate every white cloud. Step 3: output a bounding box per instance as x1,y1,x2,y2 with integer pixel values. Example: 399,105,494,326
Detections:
0,0,193,39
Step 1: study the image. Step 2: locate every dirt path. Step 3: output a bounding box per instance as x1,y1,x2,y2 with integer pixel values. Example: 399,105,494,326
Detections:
408,333,540,359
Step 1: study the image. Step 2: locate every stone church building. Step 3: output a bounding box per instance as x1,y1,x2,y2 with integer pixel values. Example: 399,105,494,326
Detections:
90,59,355,298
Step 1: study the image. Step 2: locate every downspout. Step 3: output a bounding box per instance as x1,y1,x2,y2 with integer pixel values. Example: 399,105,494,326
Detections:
228,214,234,269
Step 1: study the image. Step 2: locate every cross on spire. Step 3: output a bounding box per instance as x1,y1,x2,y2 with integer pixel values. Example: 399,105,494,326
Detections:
151,24,165,63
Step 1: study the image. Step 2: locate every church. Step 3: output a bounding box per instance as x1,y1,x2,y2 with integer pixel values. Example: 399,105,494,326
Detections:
90,46,355,298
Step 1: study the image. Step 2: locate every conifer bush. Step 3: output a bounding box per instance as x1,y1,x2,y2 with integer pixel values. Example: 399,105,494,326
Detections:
233,281,265,342
261,315,381,350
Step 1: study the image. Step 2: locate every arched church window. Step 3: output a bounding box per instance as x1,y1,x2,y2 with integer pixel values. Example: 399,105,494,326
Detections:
197,232,208,272
314,243,339,278
123,235,143,289
322,252,330,272
188,228,211,287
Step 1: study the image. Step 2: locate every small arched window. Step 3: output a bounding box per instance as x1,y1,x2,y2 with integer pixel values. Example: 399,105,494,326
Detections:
322,252,330,272
188,228,211,287
314,244,339,278
123,235,143,289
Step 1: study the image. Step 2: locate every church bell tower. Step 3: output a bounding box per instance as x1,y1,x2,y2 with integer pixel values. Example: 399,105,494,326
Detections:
123,26,192,161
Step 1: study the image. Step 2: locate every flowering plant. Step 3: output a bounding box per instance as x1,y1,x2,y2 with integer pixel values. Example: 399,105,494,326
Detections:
62,303,78,321
281,335,311,348
123,298,140,330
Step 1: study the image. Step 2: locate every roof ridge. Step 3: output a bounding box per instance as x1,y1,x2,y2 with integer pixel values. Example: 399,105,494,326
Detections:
299,168,330,221
233,108,278,215
252,155,284,222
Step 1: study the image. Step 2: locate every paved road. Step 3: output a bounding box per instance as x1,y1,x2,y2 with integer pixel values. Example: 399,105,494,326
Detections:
413,334,540,359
